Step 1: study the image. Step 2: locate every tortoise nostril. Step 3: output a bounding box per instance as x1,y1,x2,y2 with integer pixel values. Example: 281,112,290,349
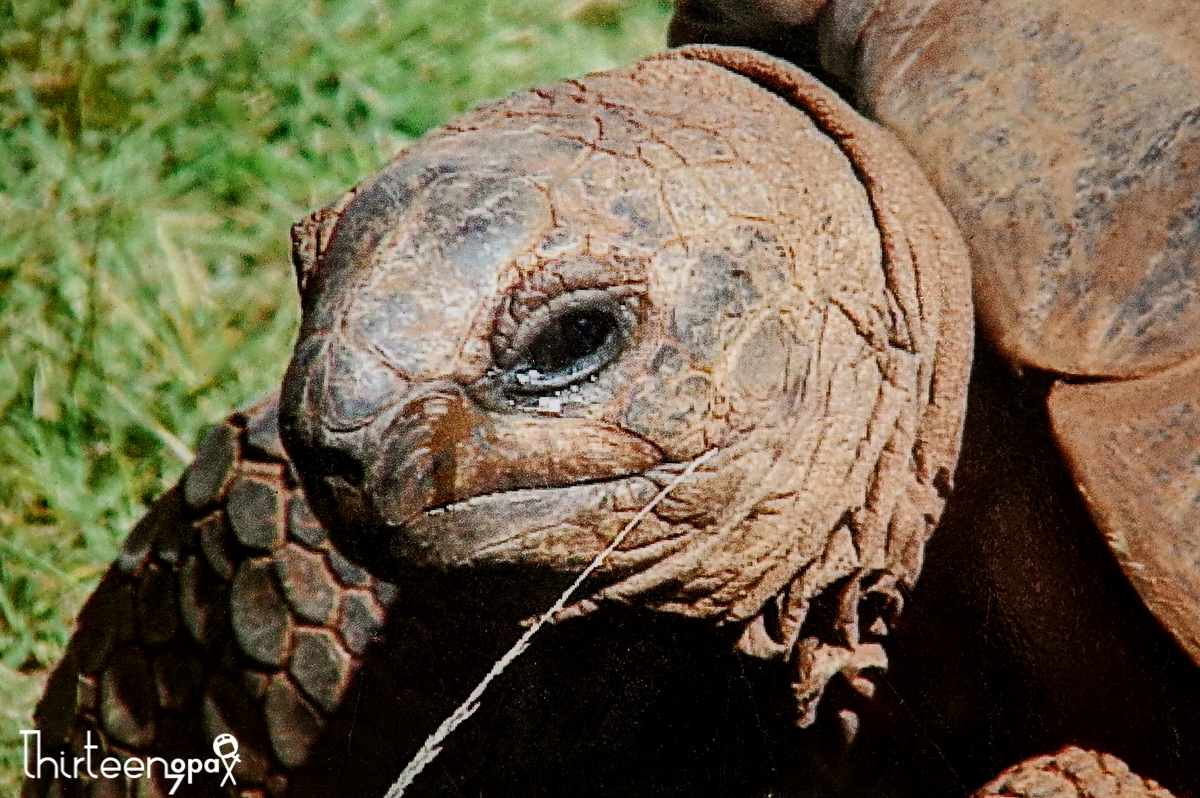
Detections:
324,340,412,432
293,382,474,539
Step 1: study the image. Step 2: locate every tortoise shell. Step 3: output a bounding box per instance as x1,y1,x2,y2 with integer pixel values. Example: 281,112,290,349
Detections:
672,0,1200,672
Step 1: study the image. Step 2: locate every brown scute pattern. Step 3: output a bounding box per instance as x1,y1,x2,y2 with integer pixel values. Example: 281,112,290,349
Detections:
178,553,230,648
850,1,1200,379
289,629,351,713
274,546,339,626
972,747,1177,798
228,473,286,551
22,395,396,798
197,511,235,580
183,423,239,511
230,557,294,667
262,675,324,770
338,589,386,656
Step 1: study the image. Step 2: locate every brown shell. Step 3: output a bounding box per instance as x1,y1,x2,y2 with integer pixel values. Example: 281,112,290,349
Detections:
673,0,1200,687
827,0,1200,680
844,0,1200,380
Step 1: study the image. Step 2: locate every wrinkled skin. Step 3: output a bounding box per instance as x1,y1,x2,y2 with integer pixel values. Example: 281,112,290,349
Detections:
671,0,1200,674
25,46,971,798
280,46,971,732
671,0,1200,793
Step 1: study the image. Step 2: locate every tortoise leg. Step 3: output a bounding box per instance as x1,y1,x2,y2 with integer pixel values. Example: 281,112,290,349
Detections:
21,396,404,798
1049,354,1200,667
24,396,861,797
973,747,1176,798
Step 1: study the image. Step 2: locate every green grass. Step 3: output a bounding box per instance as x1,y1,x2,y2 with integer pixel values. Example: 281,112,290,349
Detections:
0,0,671,785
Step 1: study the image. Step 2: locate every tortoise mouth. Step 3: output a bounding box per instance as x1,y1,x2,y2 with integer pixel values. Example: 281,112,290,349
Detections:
307,414,664,579
281,344,666,582
334,469,665,584
398,470,662,568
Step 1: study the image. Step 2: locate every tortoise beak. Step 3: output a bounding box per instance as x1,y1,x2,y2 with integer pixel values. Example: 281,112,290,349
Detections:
280,335,662,577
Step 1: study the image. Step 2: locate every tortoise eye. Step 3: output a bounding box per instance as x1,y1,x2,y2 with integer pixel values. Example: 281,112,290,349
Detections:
529,309,615,374
502,291,632,394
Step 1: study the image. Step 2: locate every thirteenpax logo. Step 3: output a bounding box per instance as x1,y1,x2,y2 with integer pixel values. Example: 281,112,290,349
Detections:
21,729,240,795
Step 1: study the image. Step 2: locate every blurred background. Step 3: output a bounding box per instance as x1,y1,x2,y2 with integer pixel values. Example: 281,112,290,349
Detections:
0,0,672,784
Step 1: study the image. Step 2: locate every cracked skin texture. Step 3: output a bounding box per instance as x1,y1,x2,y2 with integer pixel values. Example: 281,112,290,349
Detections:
26,361,1200,796
671,1,1200,794
670,0,1200,689
26,46,971,797
280,44,973,736
24,39,1200,798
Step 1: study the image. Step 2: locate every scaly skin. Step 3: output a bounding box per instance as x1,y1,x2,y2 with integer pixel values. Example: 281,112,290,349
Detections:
26,36,1197,798
23,397,397,797
973,747,1176,798
669,0,1200,679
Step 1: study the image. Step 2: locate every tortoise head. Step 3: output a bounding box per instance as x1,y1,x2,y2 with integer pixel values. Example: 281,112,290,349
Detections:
280,46,972,724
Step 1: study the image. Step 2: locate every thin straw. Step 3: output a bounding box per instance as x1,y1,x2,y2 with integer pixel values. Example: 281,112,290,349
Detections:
383,447,719,797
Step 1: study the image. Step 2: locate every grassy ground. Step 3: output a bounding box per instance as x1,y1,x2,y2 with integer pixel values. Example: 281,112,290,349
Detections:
0,0,671,784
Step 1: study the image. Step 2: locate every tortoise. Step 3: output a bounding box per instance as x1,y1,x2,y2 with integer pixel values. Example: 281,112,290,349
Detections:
21,12,1200,798
671,0,1200,667
669,0,1200,786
